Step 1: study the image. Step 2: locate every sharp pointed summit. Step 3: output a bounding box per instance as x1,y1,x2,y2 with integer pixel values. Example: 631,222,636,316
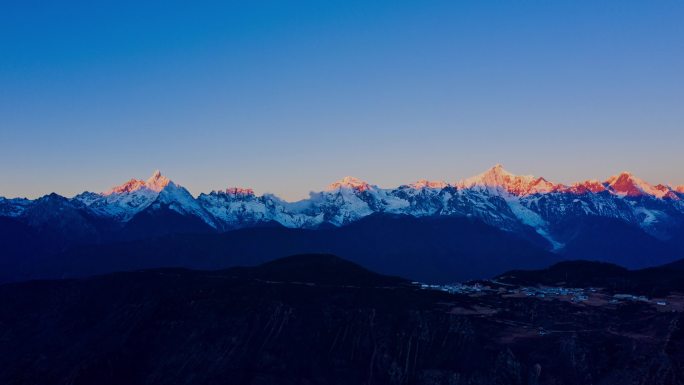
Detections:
457,164,559,195
102,170,172,196
76,170,178,221
458,164,518,185
605,172,660,197
145,170,172,192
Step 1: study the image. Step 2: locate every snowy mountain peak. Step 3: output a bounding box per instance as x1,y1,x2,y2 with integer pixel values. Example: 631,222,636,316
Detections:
676,185,684,194
605,171,633,184
103,178,147,196
457,164,559,195
146,170,171,192
327,176,371,192
605,172,660,197
652,184,679,200
102,170,171,196
409,179,449,189
485,163,515,178
528,177,561,194
492,163,506,172
566,180,607,194
75,171,178,221
458,164,518,188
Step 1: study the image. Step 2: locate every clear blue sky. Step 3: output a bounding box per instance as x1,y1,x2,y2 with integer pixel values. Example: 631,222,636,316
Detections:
2,0,683,200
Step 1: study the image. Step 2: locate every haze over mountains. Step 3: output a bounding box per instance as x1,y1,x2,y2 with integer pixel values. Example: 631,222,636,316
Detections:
1,165,684,283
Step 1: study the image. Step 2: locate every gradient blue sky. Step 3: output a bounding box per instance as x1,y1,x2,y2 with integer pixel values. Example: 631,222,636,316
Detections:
2,1,683,200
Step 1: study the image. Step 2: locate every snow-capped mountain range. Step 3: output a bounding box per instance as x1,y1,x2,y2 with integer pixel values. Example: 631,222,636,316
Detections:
2,165,684,250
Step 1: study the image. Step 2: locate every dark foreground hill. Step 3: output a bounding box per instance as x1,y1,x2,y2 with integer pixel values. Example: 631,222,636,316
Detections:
1,254,684,385
1,214,558,283
497,259,684,296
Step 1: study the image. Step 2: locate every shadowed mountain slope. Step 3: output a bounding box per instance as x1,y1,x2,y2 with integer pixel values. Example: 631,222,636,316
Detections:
5,215,558,283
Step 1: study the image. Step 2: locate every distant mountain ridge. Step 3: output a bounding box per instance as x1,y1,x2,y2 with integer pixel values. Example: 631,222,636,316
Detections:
1,165,684,282
2,165,683,242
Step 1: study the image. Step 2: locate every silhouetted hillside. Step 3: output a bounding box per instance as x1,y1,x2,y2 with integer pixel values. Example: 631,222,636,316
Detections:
498,258,684,296
1,254,683,385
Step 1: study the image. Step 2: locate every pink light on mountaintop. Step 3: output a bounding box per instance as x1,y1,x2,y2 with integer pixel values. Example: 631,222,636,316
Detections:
327,176,372,192
564,180,607,194
102,170,171,196
456,164,562,195
145,170,171,192
653,184,680,199
409,179,449,189
103,178,147,195
605,172,662,197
